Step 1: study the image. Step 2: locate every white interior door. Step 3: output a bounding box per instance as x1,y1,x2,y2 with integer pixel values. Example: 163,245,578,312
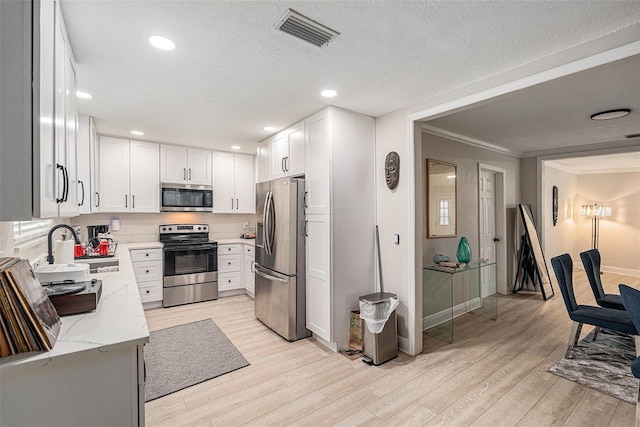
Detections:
479,170,497,297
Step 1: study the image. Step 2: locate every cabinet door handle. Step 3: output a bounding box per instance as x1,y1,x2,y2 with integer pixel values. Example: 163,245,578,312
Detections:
62,165,69,202
145,270,149,273
303,191,308,213
285,156,289,172
78,180,85,206
183,168,187,180
231,198,234,210
56,163,65,203
281,157,286,173
251,261,255,273
304,220,308,237
132,195,135,209
145,290,150,294
95,192,100,208
145,253,149,257
189,168,192,180
125,194,128,208
236,198,239,210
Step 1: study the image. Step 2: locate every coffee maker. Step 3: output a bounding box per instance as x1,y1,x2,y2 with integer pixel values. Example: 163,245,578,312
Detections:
86,225,117,256
87,225,109,243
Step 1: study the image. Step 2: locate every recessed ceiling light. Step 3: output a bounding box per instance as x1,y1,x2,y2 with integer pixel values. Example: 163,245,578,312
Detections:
130,130,144,136
76,91,93,99
230,145,241,150
264,126,276,131
321,89,337,98
590,109,631,120
148,35,176,51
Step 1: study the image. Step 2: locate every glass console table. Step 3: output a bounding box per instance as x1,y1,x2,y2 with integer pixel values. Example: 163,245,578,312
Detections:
423,260,498,343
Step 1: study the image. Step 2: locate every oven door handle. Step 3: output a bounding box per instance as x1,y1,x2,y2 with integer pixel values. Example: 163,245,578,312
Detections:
254,264,288,284
163,244,218,252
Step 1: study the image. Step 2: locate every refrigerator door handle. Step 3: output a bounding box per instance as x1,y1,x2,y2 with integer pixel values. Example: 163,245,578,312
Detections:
254,265,288,283
262,191,271,254
267,191,276,254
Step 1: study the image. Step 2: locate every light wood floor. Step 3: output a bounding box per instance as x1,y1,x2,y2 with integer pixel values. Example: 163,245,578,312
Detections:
144,270,640,426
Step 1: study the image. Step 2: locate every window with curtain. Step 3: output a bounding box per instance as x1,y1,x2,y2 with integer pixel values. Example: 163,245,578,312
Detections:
13,220,53,244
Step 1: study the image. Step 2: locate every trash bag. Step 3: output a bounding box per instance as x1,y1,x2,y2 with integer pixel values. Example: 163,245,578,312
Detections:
359,296,399,334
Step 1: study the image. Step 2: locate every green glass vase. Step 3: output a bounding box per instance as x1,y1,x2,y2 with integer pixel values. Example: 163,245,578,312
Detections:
456,237,472,263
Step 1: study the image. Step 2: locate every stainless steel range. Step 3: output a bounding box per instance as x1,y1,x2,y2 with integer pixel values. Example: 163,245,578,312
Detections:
160,224,218,307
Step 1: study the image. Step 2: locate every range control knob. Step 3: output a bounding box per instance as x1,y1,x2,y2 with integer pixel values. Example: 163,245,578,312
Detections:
198,226,201,230
162,227,166,231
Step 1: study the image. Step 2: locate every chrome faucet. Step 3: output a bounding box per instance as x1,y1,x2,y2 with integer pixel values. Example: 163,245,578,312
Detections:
47,224,81,264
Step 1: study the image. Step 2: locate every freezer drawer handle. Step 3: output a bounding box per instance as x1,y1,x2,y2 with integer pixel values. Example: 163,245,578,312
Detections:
254,267,288,283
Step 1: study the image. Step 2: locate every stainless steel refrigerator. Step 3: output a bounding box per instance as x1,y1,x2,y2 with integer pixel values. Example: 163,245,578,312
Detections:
255,176,310,341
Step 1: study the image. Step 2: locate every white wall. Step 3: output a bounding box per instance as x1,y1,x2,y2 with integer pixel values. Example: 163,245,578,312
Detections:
542,165,577,260
374,29,640,355
575,172,640,274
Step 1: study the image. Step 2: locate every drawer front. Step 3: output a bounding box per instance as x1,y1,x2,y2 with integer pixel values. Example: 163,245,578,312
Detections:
219,272,242,291
130,248,162,262
244,245,254,257
218,254,241,273
138,281,163,303
219,244,241,255
133,261,163,283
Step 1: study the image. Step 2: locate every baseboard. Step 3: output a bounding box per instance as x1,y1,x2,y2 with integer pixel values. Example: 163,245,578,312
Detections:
575,263,640,277
602,266,640,277
312,333,338,352
397,335,410,354
422,297,482,330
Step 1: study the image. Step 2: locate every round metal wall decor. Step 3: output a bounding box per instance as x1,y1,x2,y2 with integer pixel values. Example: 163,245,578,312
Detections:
385,151,400,190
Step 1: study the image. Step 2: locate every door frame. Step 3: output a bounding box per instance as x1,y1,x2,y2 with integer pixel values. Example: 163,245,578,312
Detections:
478,163,507,295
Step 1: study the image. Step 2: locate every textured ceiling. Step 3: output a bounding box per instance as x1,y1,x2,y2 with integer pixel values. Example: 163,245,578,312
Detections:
60,1,640,154
547,152,640,174
424,56,640,157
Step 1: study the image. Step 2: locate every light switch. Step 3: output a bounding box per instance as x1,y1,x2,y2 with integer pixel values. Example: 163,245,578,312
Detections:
394,234,400,245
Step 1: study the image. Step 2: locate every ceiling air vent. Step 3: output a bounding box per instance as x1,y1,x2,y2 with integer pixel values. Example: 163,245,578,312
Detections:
274,9,339,48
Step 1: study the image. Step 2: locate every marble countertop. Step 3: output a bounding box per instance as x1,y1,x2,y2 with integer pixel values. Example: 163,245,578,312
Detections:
0,243,156,372
216,238,255,246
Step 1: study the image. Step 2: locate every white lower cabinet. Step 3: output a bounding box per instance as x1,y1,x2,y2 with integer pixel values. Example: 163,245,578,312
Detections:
243,245,255,296
130,248,163,308
218,244,243,292
305,215,332,342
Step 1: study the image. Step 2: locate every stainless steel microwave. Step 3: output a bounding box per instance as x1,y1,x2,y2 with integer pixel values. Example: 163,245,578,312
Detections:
161,183,213,212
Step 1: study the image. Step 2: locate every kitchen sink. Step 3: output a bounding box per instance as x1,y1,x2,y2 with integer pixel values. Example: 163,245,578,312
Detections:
74,257,119,273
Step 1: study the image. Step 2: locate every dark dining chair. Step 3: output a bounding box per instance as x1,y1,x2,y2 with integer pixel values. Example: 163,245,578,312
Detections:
618,284,640,427
550,253,637,358
580,249,625,310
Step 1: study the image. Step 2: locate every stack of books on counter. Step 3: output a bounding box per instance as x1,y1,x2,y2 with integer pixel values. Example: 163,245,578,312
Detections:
0,258,61,357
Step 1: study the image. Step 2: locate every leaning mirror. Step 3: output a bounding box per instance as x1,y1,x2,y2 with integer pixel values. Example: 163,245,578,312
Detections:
426,159,457,238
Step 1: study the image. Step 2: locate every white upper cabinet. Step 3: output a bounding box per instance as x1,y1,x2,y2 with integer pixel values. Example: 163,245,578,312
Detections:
233,153,256,213
0,0,78,220
76,115,95,214
160,145,211,185
34,0,79,219
98,137,130,212
212,152,255,213
129,141,160,212
285,122,305,177
98,137,159,213
305,110,331,215
257,141,271,183
258,121,306,183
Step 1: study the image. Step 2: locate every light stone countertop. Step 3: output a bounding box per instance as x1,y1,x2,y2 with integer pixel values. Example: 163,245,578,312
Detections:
216,238,255,246
0,243,157,372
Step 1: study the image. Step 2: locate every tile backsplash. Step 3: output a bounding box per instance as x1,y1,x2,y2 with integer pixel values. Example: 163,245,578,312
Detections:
71,212,256,243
